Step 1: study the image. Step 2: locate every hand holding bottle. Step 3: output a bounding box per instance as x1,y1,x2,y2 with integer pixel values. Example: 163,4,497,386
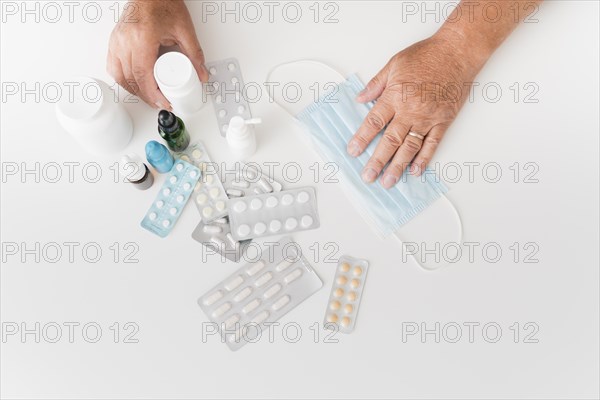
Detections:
107,0,209,110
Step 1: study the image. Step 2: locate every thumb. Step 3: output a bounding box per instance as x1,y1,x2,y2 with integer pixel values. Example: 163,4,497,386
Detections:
356,65,389,103
176,27,209,83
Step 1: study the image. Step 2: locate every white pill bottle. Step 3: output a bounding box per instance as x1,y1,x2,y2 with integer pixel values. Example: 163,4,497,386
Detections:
55,77,133,155
154,52,205,115
226,116,261,160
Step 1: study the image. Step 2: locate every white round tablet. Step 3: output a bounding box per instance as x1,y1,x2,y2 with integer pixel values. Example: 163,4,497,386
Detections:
169,207,177,215
189,170,197,179
237,224,251,237
300,215,313,228
176,163,183,171
297,191,309,203
281,194,294,206
196,194,207,205
156,200,164,208
269,220,282,232
233,201,247,213
162,220,170,228
285,217,298,230
209,187,220,198
176,195,184,203
170,176,178,184
265,196,278,208
192,149,202,159
149,212,157,220
183,182,191,191
254,222,267,235
163,188,171,196
250,198,263,210
202,207,214,218
215,200,225,211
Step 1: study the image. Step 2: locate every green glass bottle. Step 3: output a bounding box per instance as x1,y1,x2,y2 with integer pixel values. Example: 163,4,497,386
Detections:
157,110,190,152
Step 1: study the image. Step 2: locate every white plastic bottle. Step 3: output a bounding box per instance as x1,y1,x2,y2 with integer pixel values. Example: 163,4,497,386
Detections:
119,154,154,190
226,116,261,160
154,52,205,115
55,77,133,155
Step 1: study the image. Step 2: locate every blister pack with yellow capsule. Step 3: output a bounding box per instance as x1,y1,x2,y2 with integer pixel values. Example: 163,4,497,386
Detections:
176,142,229,222
324,255,369,333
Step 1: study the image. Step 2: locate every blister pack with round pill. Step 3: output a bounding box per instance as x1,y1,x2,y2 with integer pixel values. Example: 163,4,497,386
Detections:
141,160,201,238
323,255,369,334
220,162,282,198
205,58,253,137
174,142,229,222
228,187,320,241
197,236,323,351
191,216,251,263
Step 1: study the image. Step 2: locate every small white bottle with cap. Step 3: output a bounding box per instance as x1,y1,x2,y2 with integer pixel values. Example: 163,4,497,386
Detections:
226,116,261,160
154,52,205,115
120,154,154,190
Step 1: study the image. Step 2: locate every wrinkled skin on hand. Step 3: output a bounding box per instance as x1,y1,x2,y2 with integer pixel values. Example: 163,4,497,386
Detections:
347,34,480,188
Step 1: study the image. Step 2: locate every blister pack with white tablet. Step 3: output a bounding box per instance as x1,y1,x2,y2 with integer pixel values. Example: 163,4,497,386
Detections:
191,217,251,263
205,58,253,136
221,162,282,198
228,187,320,241
141,160,201,238
175,143,229,222
198,236,323,351
324,256,369,333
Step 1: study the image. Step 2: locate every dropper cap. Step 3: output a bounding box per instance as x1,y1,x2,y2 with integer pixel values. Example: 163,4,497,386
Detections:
227,117,262,139
145,140,168,160
158,110,180,134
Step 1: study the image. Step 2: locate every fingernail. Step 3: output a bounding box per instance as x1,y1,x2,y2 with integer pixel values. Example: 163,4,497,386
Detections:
361,168,378,183
347,142,361,157
201,64,210,80
382,174,398,189
355,90,367,102
155,101,168,110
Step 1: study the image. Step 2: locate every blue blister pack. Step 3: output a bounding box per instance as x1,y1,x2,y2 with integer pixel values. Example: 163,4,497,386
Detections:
141,160,201,238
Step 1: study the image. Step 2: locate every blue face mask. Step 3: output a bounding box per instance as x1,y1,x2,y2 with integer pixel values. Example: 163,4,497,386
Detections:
295,74,449,237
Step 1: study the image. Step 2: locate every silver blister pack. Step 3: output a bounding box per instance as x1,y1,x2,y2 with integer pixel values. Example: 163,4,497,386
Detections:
198,237,323,351
205,58,253,136
324,255,369,333
228,187,320,241
175,142,229,222
191,217,251,263
221,162,282,198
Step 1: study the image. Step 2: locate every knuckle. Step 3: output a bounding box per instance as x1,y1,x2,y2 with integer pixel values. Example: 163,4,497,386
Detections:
367,157,386,172
382,129,403,148
131,65,149,81
366,111,387,131
352,134,370,149
426,135,442,147
403,137,422,153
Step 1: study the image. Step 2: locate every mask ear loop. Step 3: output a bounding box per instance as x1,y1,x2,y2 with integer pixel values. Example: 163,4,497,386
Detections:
265,59,346,115
397,192,464,272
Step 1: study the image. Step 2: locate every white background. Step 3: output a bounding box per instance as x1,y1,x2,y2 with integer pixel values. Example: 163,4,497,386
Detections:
1,1,599,398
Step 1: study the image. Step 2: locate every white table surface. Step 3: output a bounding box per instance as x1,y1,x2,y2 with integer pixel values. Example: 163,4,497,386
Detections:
1,1,598,398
